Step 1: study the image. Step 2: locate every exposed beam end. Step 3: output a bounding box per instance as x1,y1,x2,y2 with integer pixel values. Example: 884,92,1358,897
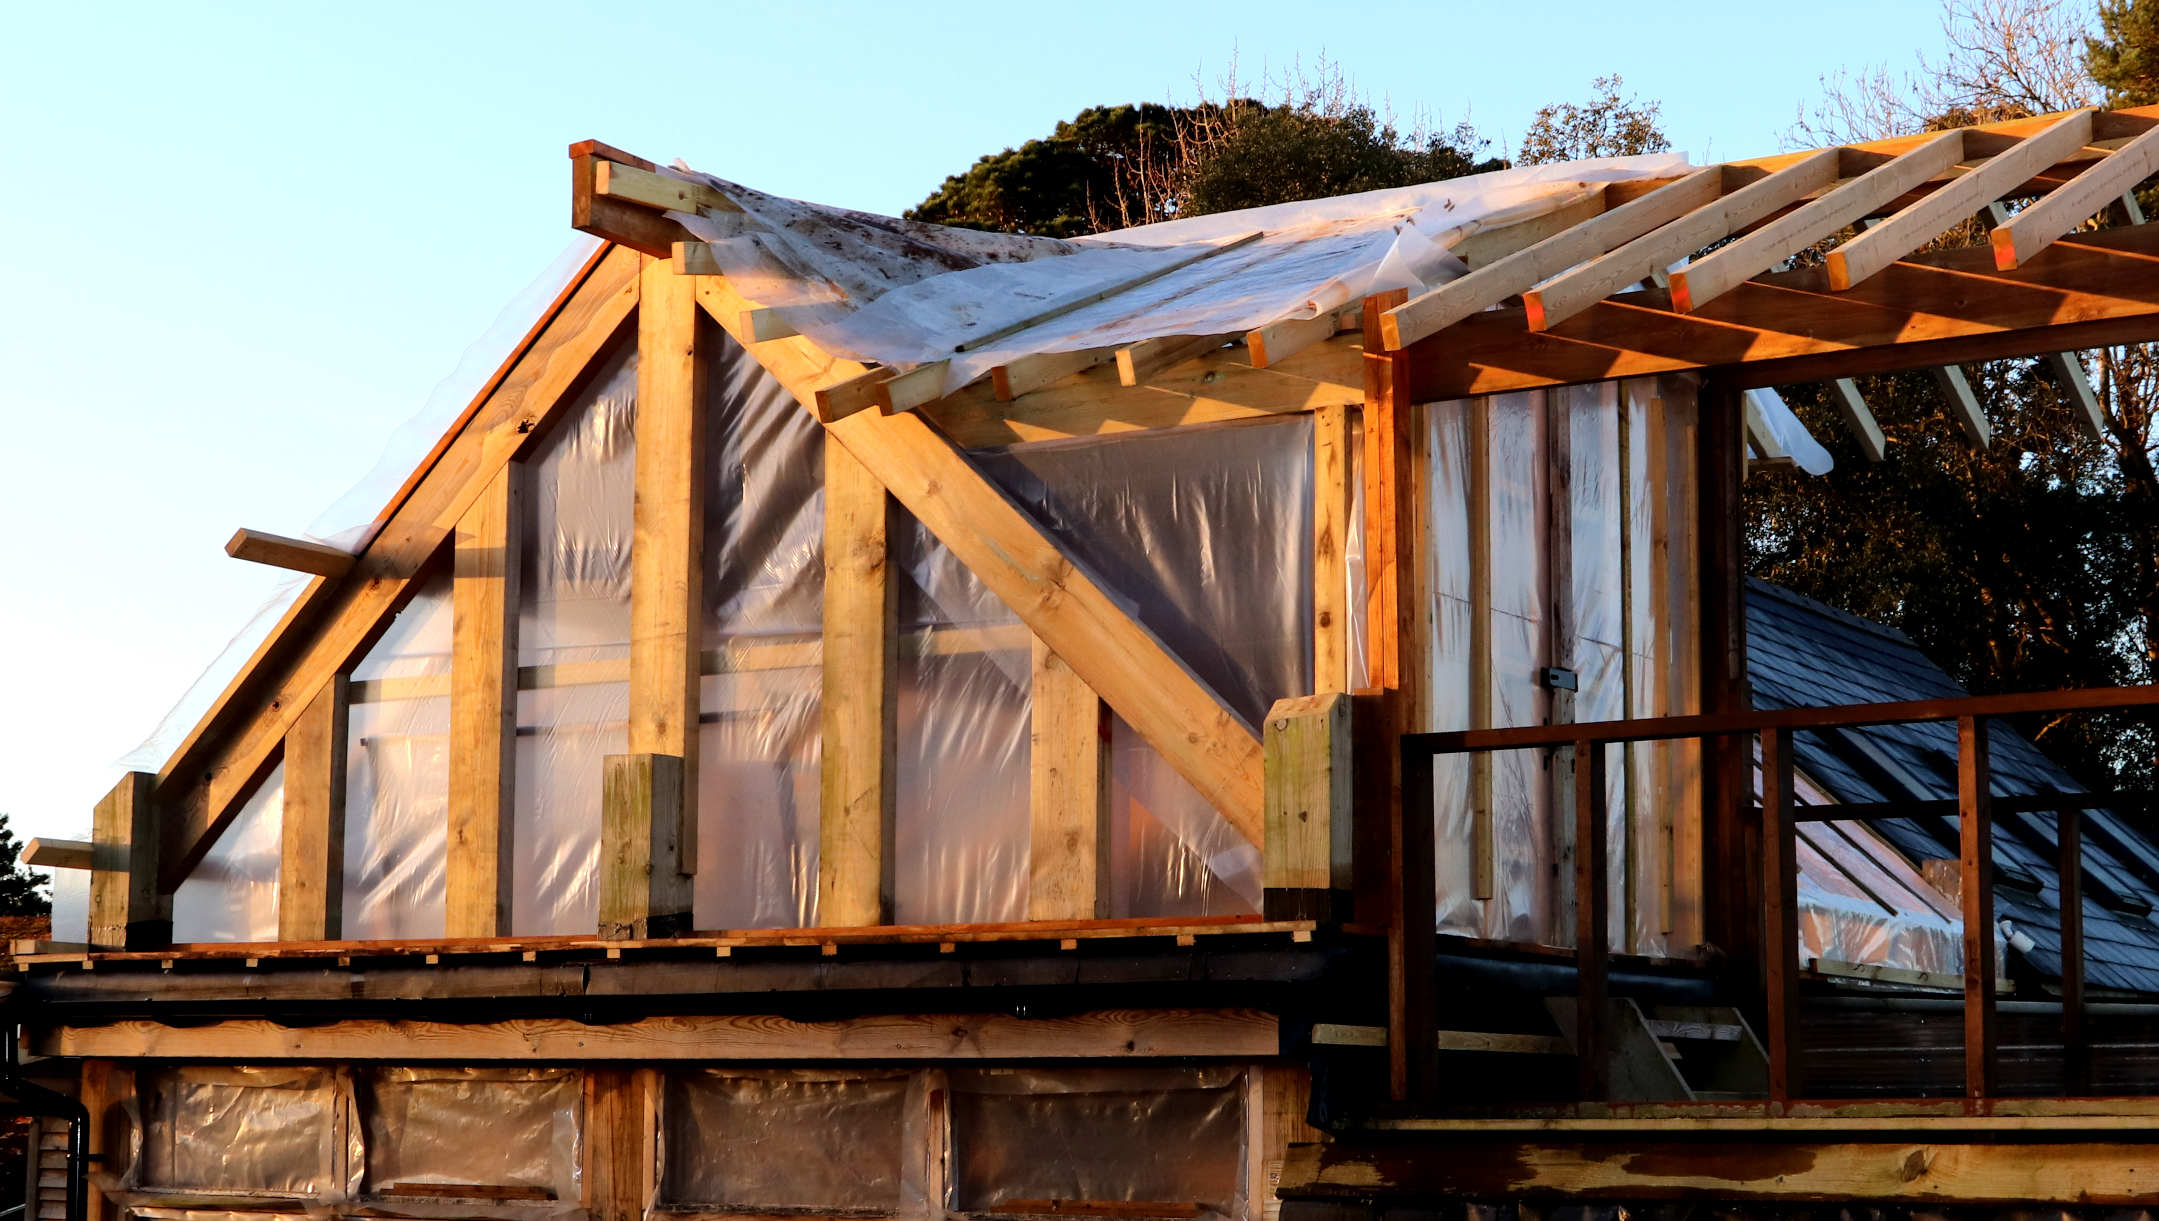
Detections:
224,529,354,579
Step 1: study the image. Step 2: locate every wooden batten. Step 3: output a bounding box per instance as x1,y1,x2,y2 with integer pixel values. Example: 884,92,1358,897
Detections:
89,773,164,951
623,255,707,917
1029,639,1109,921
1262,692,1353,920
820,440,898,927
277,676,348,941
599,753,691,938
447,463,523,938
1312,402,1353,694
224,528,354,579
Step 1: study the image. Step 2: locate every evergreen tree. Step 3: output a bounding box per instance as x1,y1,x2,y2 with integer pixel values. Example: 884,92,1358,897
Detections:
0,814,49,917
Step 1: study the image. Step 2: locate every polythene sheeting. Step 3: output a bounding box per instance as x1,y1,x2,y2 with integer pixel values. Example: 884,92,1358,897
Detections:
138,1066,349,1196
360,1067,581,1200
669,155,1689,392
1783,768,1967,974
512,342,637,935
695,336,826,929
948,1066,1248,1220
661,1069,922,1213
894,511,1032,925
1424,380,1702,955
977,417,1313,914
171,762,283,942
343,571,453,940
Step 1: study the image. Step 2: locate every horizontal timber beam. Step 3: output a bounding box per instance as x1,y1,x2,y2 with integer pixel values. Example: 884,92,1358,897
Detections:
23,839,93,871
1281,1137,2159,1206
35,1009,1279,1061
1404,221,2159,400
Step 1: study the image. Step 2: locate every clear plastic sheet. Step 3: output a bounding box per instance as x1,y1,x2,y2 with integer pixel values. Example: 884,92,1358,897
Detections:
112,241,600,816
360,1067,581,1201
138,1066,347,1196
976,417,1311,915
670,156,1688,392
695,337,826,929
1426,377,1705,951
661,1069,922,1213
511,342,637,935
948,1066,1248,1221
893,511,1032,924
1777,765,1966,974
343,572,453,940
171,762,283,942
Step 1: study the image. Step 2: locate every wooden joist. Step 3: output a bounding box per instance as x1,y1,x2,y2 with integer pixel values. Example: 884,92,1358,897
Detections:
1401,222,2159,400
592,159,739,216
991,349,1113,401
2046,350,2108,441
223,528,353,579
1671,133,1966,313
1381,167,1724,350
1248,306,1357,369
1995,121,2159,268
1826,378,1888,463
1117,333,1235,386
1930,364,1991,448
1829,109,2096,290
1526,153,1842,332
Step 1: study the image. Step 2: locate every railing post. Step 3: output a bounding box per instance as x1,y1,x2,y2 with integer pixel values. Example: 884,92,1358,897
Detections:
1395,737,1439,1104
1575,738,1609,1102
1958,714,1997,1101
1760,725,1801,1102
2059,803,2088,1095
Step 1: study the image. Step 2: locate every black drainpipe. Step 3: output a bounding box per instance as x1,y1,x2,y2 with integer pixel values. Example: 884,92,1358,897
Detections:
0,992,86,1221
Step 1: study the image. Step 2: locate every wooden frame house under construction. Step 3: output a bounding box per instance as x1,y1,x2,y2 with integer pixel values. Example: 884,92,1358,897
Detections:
19,102,2159,1221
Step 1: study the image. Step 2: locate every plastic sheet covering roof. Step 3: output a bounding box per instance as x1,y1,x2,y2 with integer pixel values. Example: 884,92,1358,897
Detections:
1748,578,2159,995
665,154,1690,393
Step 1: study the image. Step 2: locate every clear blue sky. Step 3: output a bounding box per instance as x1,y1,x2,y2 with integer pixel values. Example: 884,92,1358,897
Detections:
0,0,1958,851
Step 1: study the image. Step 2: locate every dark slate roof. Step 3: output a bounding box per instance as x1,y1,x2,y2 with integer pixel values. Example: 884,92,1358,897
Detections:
1746,578,2159,995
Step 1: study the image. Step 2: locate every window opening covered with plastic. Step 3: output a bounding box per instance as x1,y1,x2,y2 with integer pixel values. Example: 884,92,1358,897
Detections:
171,762,282,941
660,1069,925,1215
360,1067,582,1202
947,1066,1249,1221
137,1066,347,1197
695,339,825,929
343,571,454,940
975,417,1313,917
512,343,637,935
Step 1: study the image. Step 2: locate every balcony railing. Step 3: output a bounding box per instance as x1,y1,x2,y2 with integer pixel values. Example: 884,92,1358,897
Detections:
1400,684,2159,1108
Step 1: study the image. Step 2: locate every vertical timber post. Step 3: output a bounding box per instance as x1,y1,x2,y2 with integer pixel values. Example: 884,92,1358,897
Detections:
1313,401,1353,695
448,463,523,937
820,439,898,927
611,254,705,938
278,676,349,940
1960,714,1997,1100
1263,693,1354,921
1697,376,1753,971
89,773,164,950
1575,739,1610,1102
1029,639,1108,921
1363,290,1435,1103
1761,724,1801,1102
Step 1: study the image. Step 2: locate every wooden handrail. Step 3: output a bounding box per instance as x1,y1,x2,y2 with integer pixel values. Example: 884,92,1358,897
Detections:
1409,683,2159,754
